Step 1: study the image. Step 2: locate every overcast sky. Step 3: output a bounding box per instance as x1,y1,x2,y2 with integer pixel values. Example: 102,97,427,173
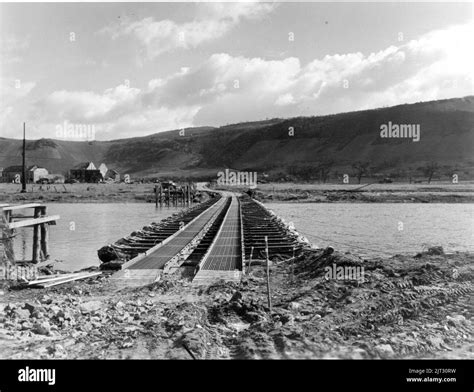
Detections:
0,1,472,140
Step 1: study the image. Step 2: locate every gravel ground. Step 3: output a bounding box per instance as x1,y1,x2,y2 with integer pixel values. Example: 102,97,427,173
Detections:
0,247,472,359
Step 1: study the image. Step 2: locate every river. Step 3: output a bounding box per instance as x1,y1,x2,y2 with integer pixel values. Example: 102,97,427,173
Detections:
267,203,474,258
7,202,474,271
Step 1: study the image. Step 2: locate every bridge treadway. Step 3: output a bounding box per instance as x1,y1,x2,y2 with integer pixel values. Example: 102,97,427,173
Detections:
129,198,225,270
200,195,242,271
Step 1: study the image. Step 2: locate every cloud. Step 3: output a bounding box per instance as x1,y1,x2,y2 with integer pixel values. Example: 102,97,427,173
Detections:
0,34,29,65
0,78,36,137
2,22,472,140
100,1,276,59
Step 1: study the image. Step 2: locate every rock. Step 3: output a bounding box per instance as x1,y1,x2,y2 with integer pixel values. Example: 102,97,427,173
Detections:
52,344,67,358
49,305,61,315
230,291,243,302
79,300,102,314
40,295,53,305
375,344,395,357
115,301,125,309
56,309,72,320
14,308,31,320
20,321,33,331
31,310,45,320
23,302,37,314
447,315,466,327
289,302,301,311
32,321,51,336
428,335,444,349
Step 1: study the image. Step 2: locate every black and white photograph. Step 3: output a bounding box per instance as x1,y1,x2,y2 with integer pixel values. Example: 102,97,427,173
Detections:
0,0,472,387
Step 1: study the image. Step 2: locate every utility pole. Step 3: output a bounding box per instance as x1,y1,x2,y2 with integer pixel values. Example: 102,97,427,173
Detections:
21,122,27,193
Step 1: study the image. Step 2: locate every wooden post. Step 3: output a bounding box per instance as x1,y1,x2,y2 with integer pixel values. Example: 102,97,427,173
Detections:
21,123,27,193
40,223,49,260
39,206,49,260
32,207,41,263
159,184,162,206
154,185,158,207
265,236,272,313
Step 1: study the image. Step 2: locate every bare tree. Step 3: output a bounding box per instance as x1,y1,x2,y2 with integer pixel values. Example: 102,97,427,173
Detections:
423,161,439,184
317,160,334,183
352,161,371,184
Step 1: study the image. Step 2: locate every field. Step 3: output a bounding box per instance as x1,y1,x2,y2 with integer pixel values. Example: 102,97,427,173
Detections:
217,180,474,203
1,180,474,204
0,183,159,204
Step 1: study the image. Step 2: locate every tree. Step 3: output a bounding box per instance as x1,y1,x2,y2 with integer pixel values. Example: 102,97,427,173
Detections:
317,161,334,183
352,161,371,184
423,161,439,184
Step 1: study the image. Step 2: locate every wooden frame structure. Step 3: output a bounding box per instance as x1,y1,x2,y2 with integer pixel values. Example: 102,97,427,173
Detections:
1,203,60,263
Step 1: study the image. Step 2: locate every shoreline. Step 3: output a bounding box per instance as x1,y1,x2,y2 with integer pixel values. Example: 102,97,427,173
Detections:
1,181,474,204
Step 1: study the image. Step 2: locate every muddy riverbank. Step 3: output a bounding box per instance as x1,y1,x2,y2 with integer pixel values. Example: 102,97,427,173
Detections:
0,247,472,359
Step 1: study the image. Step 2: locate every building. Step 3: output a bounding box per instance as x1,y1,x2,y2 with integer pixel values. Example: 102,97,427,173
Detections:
27,165,49,183
2,166,23,183
98,163,108,179
69,162,101,183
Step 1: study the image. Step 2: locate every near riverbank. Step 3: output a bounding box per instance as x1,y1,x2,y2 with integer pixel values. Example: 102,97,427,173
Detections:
0,246,472,359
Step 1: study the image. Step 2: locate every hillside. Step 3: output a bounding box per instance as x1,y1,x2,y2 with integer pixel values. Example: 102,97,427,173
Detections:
0,96,473,180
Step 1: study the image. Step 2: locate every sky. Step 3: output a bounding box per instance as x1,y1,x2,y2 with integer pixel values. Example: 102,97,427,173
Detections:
0,1,473,140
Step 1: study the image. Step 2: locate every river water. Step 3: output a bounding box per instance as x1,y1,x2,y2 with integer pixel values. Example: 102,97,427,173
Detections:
267,203,474,258
9,203,186,271
6,202,474,271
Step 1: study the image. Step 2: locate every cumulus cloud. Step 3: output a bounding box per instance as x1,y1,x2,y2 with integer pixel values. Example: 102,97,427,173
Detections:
2,22,472,140
100,1,276,59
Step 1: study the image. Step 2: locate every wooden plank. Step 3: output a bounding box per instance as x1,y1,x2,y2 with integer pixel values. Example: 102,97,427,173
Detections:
36,272,102,288
27,271,99,285
33,273,83,281
8,215,60,229
2,203,43,211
